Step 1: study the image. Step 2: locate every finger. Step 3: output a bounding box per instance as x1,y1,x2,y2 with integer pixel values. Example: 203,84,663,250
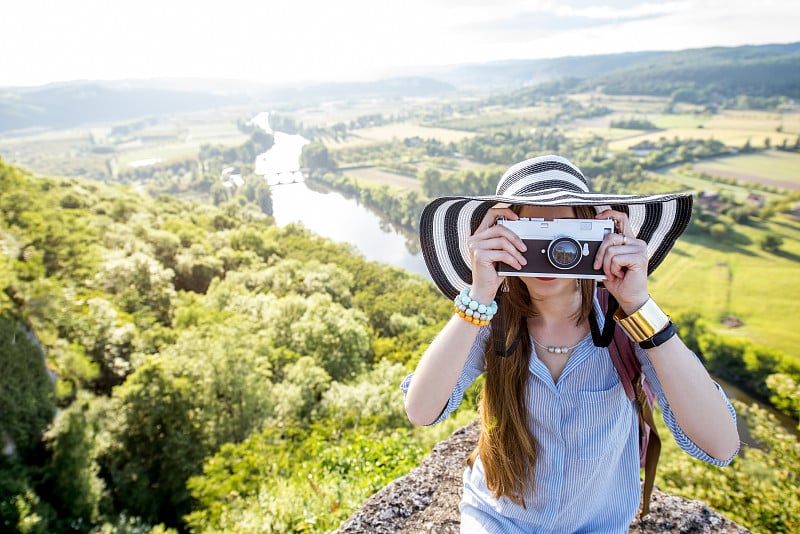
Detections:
469,236,528,266
475,207,519,233
603,250,647,279
593,232,623,269
472,223,528,253
595,209,635,238
472,247,527,271
594,233,644,270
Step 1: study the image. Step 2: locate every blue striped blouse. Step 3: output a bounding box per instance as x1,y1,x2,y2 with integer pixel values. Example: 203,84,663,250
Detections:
400,294,737,533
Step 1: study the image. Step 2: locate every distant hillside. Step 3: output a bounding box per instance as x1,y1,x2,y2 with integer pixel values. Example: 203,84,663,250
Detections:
456,42,800,106
0,82,246,132
2,41,799,133
596,46,800,99
0,77,455,134
418,50,665,91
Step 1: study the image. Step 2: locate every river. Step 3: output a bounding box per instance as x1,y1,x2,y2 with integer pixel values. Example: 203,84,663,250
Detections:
254,123,797,439
252,118,429,278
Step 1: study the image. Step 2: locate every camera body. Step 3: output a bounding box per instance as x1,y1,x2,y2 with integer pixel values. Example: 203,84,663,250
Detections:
496,217,614,279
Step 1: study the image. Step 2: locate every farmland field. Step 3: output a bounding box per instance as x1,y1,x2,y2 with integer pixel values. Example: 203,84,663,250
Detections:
649,214,800,359
605,109,800,151
652,168,784,202
0,111,252,178
344,167,422,191
324,122,475,148
690,151,800,190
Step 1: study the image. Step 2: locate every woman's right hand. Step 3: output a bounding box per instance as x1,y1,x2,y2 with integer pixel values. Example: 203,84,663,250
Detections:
466,207,528,302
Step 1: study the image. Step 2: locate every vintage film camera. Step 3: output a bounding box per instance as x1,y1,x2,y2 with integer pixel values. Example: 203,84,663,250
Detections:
496,217,615,280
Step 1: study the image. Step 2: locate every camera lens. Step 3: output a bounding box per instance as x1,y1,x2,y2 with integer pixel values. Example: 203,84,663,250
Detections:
547,237,582,269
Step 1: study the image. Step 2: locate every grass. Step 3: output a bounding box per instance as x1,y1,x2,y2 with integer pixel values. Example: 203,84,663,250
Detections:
653,168,784,202
649,214,800,359
604,108,800,151
344,167,422,192
690,151,800,190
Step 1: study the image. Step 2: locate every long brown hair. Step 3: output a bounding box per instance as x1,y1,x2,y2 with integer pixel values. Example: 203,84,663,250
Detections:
467,204,596,507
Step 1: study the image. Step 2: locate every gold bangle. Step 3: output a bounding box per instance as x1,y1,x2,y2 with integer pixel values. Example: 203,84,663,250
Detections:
614,297,670,343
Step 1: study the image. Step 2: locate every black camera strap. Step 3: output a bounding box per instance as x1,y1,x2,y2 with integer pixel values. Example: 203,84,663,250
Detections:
590,288,619,348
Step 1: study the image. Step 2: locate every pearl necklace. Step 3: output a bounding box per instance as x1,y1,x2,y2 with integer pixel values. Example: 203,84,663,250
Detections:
530,335,581,355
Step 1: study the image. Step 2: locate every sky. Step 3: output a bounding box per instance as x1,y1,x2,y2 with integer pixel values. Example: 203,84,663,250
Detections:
2,0,800,88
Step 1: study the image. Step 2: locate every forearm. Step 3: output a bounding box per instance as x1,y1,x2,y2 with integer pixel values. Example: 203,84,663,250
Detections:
645,335,739,461
404,314,482,426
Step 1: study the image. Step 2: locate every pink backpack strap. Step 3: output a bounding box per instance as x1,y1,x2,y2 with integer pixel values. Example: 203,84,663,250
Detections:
598,288,639,401
598,287,661,518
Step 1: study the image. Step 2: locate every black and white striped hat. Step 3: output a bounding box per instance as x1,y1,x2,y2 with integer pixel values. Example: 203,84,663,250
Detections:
419,154,693,300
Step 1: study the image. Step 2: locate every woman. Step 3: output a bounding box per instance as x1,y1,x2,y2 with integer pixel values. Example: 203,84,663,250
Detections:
402,155,739,533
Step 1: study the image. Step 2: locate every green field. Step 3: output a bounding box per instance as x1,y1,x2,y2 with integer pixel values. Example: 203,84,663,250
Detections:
649,214,800,358
3,93,799,364
0,111,252,178
338,116,800,362
690,151,800,190
325,122,475,148
344,166,422,191
605,108,800,152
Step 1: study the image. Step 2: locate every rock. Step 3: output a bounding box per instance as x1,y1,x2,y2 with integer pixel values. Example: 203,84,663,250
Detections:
335,421,750,534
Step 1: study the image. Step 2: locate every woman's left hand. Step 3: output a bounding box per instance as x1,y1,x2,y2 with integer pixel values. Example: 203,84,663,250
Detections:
593,209,649,314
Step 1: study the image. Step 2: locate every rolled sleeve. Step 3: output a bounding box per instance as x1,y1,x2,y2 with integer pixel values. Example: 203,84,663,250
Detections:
400,325,489,426
636,346,739,466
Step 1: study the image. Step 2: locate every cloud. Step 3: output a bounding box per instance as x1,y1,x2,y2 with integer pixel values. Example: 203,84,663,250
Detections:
1,0,799,87
456,1,686,36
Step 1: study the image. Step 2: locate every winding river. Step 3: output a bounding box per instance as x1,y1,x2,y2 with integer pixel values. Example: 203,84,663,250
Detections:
252,119,429,278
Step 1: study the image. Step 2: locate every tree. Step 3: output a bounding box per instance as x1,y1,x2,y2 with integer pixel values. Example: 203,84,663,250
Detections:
300,142,334,171
63,297,138,395
0,317,56,459
760,233,784,253
95,251,176,323
100,361,206,527
656,401,800,533
271,356,331,423
39,394,106,530
766,374,800,426
174,244,224,294
291,295,370,381
0,317,57,531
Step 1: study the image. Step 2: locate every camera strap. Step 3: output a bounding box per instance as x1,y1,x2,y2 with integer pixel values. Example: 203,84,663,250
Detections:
590,287,619,348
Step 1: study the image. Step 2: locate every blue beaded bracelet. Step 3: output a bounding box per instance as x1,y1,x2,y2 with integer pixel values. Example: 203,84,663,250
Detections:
453,288,498,326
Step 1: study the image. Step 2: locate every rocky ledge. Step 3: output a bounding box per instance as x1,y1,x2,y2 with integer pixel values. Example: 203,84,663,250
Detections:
336,421,749,533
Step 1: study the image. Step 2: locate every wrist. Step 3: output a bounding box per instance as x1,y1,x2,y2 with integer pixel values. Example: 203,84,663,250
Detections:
469,287,497,304
618,294,650,316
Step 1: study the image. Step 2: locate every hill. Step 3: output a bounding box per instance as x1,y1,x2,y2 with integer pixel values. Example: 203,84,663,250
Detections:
0,77,455,134
2,41,799,134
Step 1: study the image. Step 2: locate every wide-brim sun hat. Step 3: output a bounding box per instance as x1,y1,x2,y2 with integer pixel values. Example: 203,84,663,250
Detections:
419,154,693,300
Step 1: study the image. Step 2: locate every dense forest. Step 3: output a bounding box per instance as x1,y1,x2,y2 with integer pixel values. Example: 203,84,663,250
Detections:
0,155,465,531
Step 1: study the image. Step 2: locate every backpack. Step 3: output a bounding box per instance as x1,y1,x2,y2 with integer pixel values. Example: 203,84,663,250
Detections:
598,288,661,519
